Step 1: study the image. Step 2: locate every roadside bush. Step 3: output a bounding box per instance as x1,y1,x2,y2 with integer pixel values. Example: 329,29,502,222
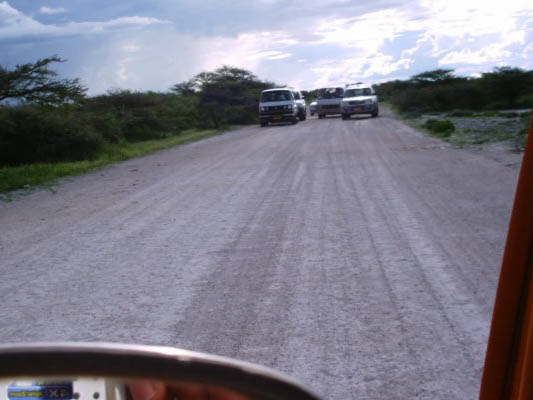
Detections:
86,112,123,143
390,87,421,112
157,95,201,132
177,66,274,128
401,110,422,119
0,106,103,166
83,91,204,138
480,67,533,108
515,93,533,109
86,89,167,113
218,104,257,125
485,101,510,110
424,119,455,137
123,109,170,142
499,112,520,118
375,67,533,113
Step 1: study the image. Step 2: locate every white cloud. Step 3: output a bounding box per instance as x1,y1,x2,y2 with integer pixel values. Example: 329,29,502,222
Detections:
309,0,530,62
39,7,67,15
39,6,66,15
311,53,413,87
122,42,141,53
405,0,530,59
312,8,416,52
296,0,531,86
522,43,533,60
439,44,513,65
434,15,526,65
78,29,299,94
0,1,169,42
117,57,133,82
262,51,292,60
198,30,298,72
0,1,48,37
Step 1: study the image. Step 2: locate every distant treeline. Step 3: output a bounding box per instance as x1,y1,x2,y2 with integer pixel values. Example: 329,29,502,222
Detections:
373,67,533,113
0,57,275,167
2,56,532,168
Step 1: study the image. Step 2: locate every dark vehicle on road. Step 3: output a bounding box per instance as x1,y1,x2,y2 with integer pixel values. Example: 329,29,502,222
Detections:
316,87,344,119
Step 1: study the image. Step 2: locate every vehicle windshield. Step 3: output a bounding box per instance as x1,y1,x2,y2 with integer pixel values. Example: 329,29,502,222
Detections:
344,88,372,97
260,90,293,102
318,87,344,99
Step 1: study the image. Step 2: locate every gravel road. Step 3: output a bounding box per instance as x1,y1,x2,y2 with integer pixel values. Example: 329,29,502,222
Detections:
0,109,521,399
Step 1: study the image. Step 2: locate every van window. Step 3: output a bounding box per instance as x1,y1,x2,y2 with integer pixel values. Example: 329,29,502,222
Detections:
344,88,372,97
261,90,293,102
318,87,344,99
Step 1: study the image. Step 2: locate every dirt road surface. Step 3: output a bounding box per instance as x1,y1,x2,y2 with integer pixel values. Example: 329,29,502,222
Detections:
0,109,521,399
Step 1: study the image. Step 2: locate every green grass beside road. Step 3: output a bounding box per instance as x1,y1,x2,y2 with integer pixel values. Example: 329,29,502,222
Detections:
0,128,221,195
385,102,531,151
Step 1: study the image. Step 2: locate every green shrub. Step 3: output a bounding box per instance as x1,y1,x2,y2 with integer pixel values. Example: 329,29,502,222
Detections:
423,119,455,137
499,112,520,118
515,93,533,109
402,111,422,119
480,67,533,108
156,95,201,132
0,106,103,166
484,101,509,110
123,109,170,142
391,87,422,112
83,91,204,137
376,67,533,113
86,112,123,143
86,89,167,112
390,81,486,113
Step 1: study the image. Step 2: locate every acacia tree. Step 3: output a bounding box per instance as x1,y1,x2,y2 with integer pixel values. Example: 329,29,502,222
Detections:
172,66,275,127
410,69,466,85
0,55,86,105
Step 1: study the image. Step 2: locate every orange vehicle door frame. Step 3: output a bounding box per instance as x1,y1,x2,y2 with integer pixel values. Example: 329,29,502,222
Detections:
480,114,533,400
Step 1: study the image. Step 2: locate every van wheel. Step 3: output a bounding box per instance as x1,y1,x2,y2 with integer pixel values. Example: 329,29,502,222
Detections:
299,112,306,121
371,111,378,118
260,121,268,127
292,118,298,125
318,114,324,119
342,114,349,120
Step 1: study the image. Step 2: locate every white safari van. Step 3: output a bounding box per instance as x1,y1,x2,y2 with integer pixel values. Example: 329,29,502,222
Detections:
341,83,379,119
259,88,306,127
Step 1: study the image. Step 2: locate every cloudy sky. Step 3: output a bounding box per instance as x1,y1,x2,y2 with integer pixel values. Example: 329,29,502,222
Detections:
1,0,531,94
